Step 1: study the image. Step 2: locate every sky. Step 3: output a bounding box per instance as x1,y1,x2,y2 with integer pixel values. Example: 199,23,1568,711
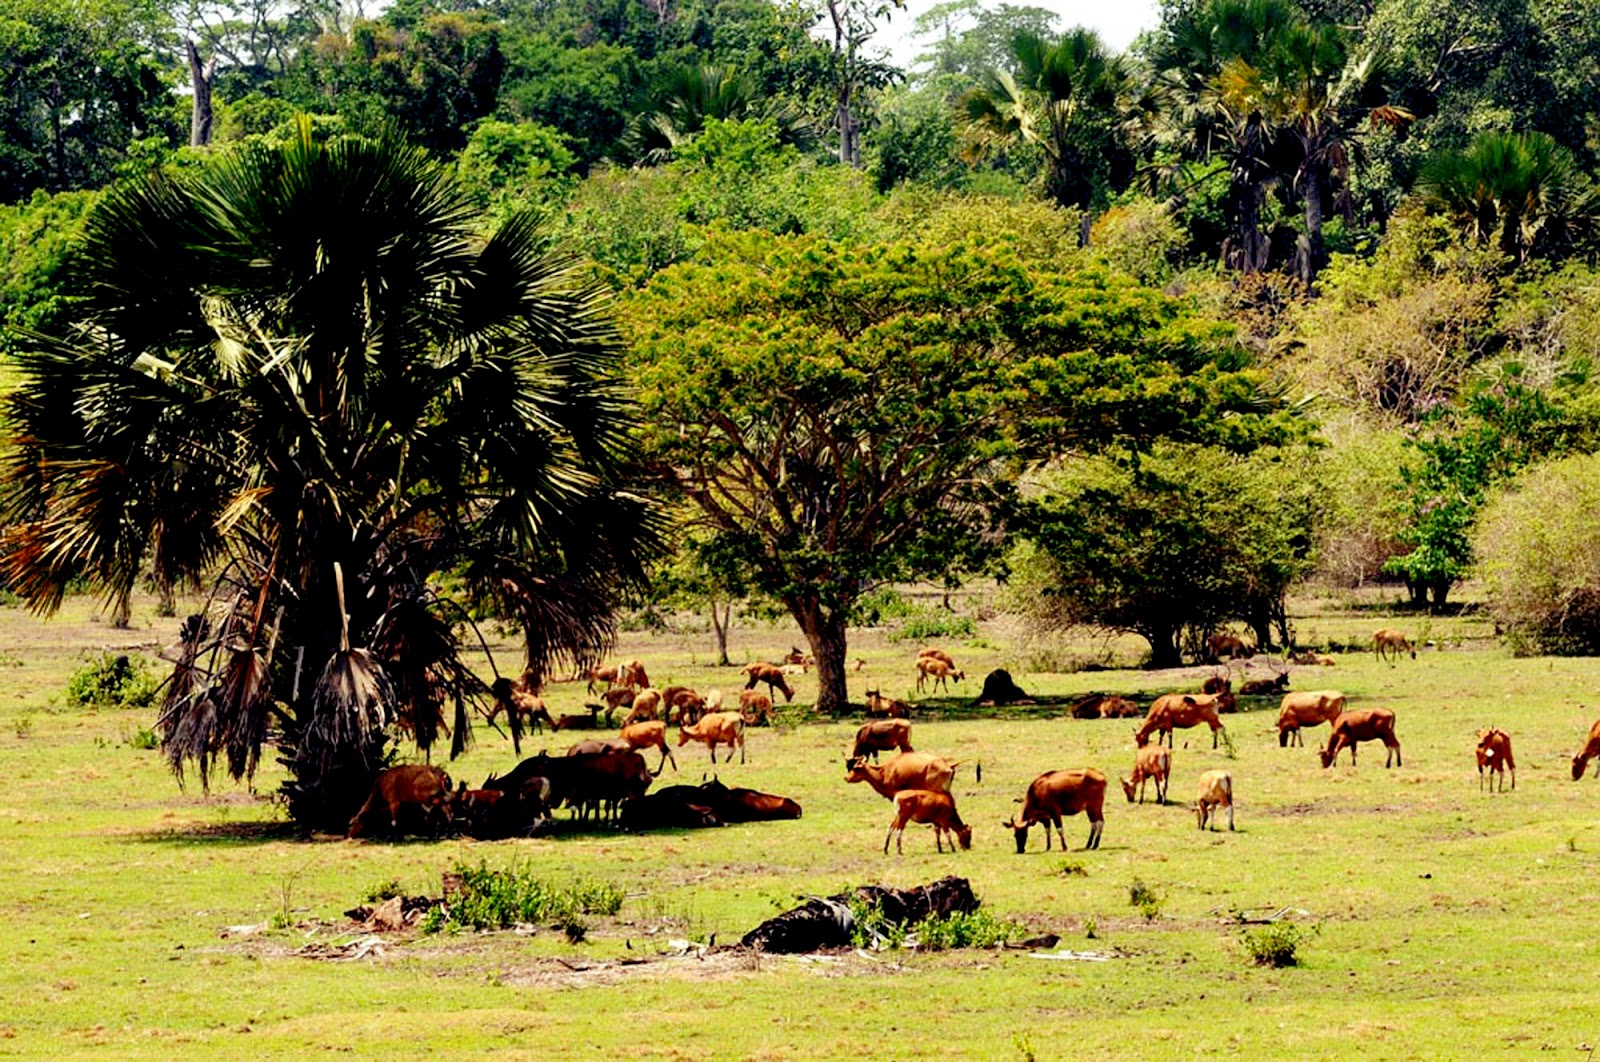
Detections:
877,0,1162,68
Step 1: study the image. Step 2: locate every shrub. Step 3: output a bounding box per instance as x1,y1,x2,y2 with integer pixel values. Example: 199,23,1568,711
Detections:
1128,879,1164,921
913,910,1025,951
1242,921,1315,967
1475,453,1600,653
363,878,403,903
886,603,976,643
127,726,159,750
64,654,160,710
424,862,624,934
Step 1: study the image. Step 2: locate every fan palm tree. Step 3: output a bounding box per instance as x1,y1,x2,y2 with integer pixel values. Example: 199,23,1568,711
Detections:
2,119,654,829
1418,130,1600,266
961,27,1134,216
618,64,818,166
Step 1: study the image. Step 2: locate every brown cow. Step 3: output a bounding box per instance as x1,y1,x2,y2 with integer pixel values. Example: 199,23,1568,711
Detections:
844,753,957,800
487,677,554,734
1195,770,1234,831
1121,745,1170,805
884,790,972,854
1373,629,1416,663
742,663,795,703
865,689,912,719
1572,719,1600,780
1207,632,1253,661
738,689,776,726
348,764,453,839
1475,728,1515,792
1319,708,1402,768
852,719,913,761
620,720,677,774
915,657,965,694
1004,769,1106,852
916,647,957,669
1276,690,1347,747
678,711,747,764
1135,693,1231,748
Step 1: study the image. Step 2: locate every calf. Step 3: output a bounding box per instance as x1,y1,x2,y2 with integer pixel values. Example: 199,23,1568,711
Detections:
1135,693,1231,748
1572,719,1600,780
620,720,677,774
865,688,912,719
1475,728,1515,792
915,657,964,694
742,663,795,703
621,687,662,727
844,753,957,800
884,790,972,854
1195,769,1234,831
348,764,453,839
1121,745,1170,805
1373,628,1415,663
917,648,956,669
738,689,775,726
852,719,913,761
1003,768,1106,852
678,711,747,764
487,677,554,734
1319,708,1402,768
1276,690,1346,747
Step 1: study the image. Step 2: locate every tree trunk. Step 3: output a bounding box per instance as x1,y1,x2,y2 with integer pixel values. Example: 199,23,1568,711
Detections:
1247,612,1274,655
1294,166,1326,286
837,99,859,168
1429,580,1451,612
186,40,216,148
1143,625,1183,669
793,598,849,715
709,596,732,666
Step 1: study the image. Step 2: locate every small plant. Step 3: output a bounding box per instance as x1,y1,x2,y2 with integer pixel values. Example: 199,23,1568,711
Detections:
1218,727,1238,760
1128,879,1164,921
64,654,160,710
886,603,977,643
127,726,159,750
1058,861,1088,877
1014,1031,1037,1062
363,878,404,903
1242,921,1316,967
846,894,908,949
1083,917,1098,939
914,910,1025,951
424,861,623,934
561,916,589,944
14,715,33,739
271,868,306,931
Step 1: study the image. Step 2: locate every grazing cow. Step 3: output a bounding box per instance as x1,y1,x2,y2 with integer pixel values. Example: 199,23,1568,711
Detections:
1373,628,1416,663
1122,745,1171,805
865,689,912,719
1276,690,1347,747
678,711,747,764
599,685,637,722
657,687,707,726
621,688,663,728
884,790,972,854
1195,769,1234,831
917,648,957,669
619,659,649,691
1207,632,1252,661
1135,693,1231,748
1572,719,1600,780
916,657,965,694
487,677,555,734
620,721,677,774
852,719,913,761
704,689,725,712
1319,708,1402,768
738,689,776,726
1003,769,1106,852
1476,728,1515,792
348,764,453,839
584,665,620,694
844,753,957,800
742,663,796,703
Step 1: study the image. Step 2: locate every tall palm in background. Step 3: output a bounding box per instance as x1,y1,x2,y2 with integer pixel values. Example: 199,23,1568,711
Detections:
618,64,819,165
962,28,1135,216
2,120,653,829
1419,131,1600,265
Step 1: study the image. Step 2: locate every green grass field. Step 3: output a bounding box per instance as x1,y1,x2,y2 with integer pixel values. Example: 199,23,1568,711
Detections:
3,590,1599,1060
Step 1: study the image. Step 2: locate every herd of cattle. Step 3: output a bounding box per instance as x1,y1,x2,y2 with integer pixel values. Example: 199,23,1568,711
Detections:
346,633,1600,854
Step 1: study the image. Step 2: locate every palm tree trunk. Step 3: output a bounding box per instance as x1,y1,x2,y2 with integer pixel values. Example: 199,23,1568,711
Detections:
1294,164,1326,286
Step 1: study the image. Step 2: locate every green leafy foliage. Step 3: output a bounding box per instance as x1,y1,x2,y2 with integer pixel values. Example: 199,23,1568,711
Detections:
915,909,1026,950
65,654,160,710
1241,921,1316,966
423,863,624,934
886,604,977,643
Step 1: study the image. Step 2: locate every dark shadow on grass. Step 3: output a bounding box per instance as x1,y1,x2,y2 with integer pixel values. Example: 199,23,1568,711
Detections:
130,820,316,846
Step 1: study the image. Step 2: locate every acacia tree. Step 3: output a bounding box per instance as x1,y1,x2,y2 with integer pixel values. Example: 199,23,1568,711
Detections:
1,122,651,828
624,231,1293,712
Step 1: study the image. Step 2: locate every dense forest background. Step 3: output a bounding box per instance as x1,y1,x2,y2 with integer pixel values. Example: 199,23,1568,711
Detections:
6,0,1600,669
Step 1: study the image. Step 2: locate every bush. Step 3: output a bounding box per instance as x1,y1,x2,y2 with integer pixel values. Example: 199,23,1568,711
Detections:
1475,453,1600,653
423,862,624,934
127,726,159,750
65,654,160,710
886,603,976,643
1242,921,1315,967
913,910,1025,951
1128,879,1163,921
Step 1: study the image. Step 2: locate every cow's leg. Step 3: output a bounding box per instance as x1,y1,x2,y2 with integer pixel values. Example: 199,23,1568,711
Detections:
1227,803,1235,831
884,823,895,854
